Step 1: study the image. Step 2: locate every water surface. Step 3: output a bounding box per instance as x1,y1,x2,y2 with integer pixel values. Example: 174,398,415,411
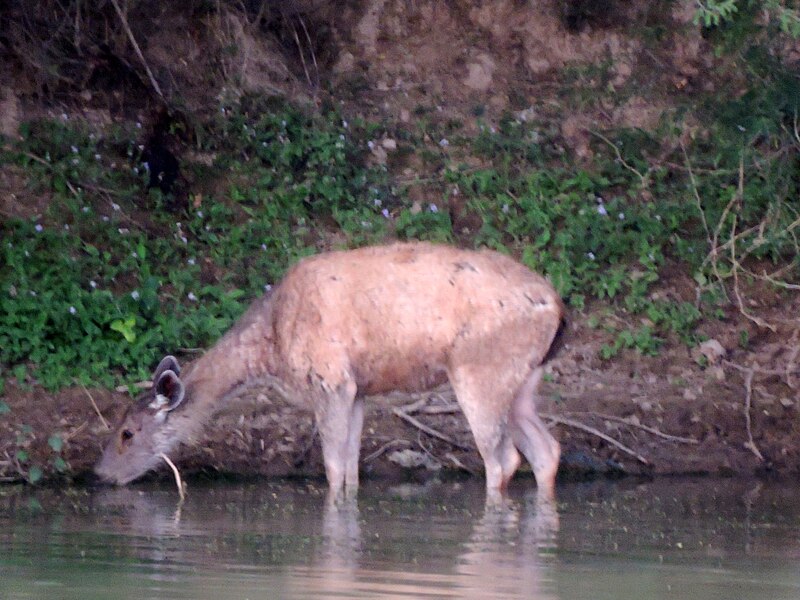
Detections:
1,477,798,599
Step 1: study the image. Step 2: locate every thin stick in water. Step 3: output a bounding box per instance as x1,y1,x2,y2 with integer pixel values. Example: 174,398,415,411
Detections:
160,453,186,501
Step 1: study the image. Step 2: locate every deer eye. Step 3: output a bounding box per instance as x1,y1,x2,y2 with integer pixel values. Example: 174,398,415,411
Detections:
121,429,134,442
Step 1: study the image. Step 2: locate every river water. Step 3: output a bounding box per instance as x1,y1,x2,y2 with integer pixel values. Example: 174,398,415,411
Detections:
1,477,798,599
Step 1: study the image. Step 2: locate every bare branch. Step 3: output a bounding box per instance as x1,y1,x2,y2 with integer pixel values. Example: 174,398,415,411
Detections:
109,0,165,101
544,414,650,465
392,407,473,450
564,411,699,444
160,452,187,501
78,381,110,430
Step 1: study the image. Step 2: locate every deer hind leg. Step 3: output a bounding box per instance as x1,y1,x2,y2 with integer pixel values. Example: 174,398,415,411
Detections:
314,374,360,495
448,366,521,496
509,367,560,501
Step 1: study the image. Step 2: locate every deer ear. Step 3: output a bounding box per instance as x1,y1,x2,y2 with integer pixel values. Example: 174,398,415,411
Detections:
150,370,185,413
153,355,181,381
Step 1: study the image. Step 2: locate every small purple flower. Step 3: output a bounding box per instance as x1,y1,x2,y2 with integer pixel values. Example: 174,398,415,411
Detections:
597,204,608,216
382,208,390,219
34,224,43,232
187,292,198,302
131,290,140,300
429,204,438,213
69,306,77,315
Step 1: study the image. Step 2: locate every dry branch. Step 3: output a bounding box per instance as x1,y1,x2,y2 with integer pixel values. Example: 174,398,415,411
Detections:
391,407,473,450
160,452,186,501
78,381,110,430
110,0,165,101
545,414,650,465
722,359,769,461
565,412,699,444
363,439,411,463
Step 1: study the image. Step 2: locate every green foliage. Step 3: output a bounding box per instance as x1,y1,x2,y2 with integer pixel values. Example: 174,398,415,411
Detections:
0,99,386,390
694,1,739,28
695,0,800,37
447,127,682,315
1,50,798,395
395,205,453,243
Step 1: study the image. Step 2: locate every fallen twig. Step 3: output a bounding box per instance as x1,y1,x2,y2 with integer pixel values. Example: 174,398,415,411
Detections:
110,0,165,101
21,151,81,199
78,381,110,430
64,420,88,442
396,397,431,414
392,407,473,450
364,439,411,463
723,359,800,377
589,129,650,188
419,404,461,415
397,396,460,415
728,205,776,332
565,412,699,444
787,330,799,390
722,360,764,461
544,414,650,465
160,452,186,501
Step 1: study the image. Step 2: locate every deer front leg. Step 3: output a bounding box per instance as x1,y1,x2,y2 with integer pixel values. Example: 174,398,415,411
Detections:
314,375,359,498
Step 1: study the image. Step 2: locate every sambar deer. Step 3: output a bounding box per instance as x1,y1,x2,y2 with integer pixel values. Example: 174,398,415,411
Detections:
95,242,565,500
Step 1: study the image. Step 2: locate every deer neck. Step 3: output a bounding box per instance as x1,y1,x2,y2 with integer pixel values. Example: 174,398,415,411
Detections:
181,298,279,420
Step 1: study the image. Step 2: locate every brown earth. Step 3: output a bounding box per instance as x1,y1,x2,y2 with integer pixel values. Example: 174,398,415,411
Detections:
1,0,799,485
